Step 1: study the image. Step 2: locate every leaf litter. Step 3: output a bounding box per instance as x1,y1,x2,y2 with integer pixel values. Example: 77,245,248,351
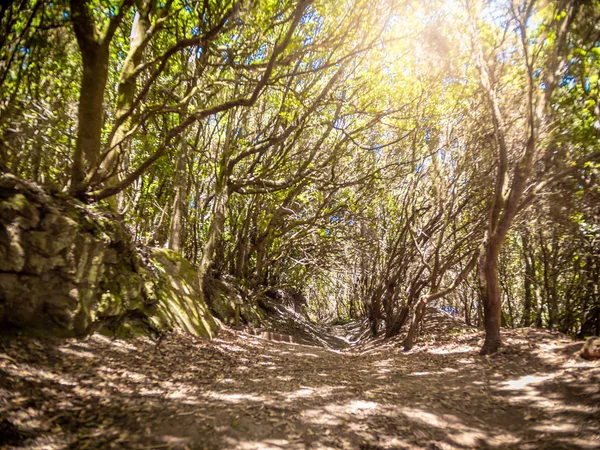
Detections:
0,311,599,449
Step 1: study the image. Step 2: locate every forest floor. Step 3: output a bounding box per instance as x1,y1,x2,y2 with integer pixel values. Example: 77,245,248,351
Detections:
1,311,599,450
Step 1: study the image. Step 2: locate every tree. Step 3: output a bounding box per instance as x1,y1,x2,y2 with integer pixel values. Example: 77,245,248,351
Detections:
1,0,598,345
467,0,581,354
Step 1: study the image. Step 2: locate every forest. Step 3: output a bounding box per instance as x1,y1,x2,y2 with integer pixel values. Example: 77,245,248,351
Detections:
0,0,599,449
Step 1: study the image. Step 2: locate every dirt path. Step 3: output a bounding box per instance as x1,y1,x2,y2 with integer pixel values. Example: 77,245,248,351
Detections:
1,328,599,449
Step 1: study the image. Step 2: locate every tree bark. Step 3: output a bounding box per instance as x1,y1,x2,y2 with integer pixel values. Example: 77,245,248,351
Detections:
369,288,383,337
403,248,480,350
402,296,427,350
233,200,255,279
69,0,131,194
470,0,578,354
522,230,534,327
71,45,109,193
167,139,188,252
197,104,236,290
101,6,153,204
480,239,502,355
197,179,229,286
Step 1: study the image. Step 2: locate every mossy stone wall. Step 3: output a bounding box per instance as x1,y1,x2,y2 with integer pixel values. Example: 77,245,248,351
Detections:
0,174,219,339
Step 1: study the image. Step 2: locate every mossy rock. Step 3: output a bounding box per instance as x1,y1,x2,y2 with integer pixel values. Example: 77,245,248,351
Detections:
149,249,219,338
0,176,223,340
0,193,40,229
241,303,266,328
204,278,241,325
205,278,265,327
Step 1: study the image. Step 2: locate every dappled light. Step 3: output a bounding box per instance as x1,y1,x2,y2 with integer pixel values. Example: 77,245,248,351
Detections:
2,320,599,449
1,0,600,448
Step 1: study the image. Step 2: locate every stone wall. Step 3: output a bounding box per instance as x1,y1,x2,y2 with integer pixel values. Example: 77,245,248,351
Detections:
0,174,219,338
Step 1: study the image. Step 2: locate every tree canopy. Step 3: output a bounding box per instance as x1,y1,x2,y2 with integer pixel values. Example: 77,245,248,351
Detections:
1,0,599,353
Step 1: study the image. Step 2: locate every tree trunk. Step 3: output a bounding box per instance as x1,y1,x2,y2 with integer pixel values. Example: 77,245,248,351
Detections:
403,249,480,350
502,278,515,328
383,285,395,336
385,305,410,338
103,8,151,185
403,297,427,350
480,241,502,355
68,0,130,195
254,234,270,287
197,181,229,286
71,46,109,193
234,204,253,279
476,286,484,327
535,284,543,328
167,139,188,252
198,103,236,286
522,231,534,327
369,290,382,337
462,290,472,326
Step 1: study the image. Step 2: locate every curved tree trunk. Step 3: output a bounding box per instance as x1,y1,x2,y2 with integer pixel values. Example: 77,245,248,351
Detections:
469,1,578,354
68,0,131,195
197,181,229,287
403,249,480,351
233,200,255,279
197,104,236,292
102,8,153,209
369,290,382,337
402,297,427,351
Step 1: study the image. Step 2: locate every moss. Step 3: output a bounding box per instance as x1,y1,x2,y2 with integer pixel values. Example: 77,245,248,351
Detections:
72,305,91,336
0,194,39,229
152,249,199,282
8,193,28,210
210,291,236,324
149,248,220,338
154,248,186,265
97,291,124,317
241,304,265,327
0,177,224,340
153,279,219,338
111,322,148,338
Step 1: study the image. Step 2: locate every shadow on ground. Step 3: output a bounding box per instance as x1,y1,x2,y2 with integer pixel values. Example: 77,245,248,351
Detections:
1,326,599,449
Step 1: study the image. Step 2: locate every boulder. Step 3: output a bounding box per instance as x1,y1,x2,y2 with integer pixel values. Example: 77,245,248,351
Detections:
204,277,265,327
149,249,219,338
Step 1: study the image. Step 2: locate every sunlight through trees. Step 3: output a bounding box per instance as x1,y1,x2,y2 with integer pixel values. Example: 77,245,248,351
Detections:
1,0,598,354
